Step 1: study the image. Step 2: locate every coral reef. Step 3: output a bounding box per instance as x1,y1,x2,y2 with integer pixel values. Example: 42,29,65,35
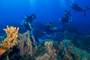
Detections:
55,30,90,53
36,53,50,60
0,25,90,60
35,39,90,60
58,39,90,60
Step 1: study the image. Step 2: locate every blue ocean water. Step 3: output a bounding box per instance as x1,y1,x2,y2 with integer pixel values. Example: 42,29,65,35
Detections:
0,0,90,60
0,0,90,33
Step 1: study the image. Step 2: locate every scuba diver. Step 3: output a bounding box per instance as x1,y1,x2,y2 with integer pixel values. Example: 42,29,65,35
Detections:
20,14,36,31
20,14,38,43
59,10,72,25
44,22,58,39
70,3,90,17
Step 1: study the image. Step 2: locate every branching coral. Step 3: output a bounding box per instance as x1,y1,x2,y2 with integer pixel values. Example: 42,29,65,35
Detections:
1,25,19,49
0,25,19,60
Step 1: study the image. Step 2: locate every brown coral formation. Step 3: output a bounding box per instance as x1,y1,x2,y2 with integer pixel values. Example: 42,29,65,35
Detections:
36,53,50,60
44,41,57,60
18,30,37,59
44,41,53,54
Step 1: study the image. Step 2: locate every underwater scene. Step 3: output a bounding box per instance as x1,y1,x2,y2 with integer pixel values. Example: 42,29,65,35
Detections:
0,0,90,60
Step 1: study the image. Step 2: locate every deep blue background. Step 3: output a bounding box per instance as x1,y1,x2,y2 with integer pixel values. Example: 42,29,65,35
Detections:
0,0,90,33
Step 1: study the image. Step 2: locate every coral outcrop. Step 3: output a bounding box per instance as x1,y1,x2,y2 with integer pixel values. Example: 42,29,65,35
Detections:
36,53,50,60
0,25,19,60
1,25,19,49
18,30,37,59
0,25,90,60
44,41,57,60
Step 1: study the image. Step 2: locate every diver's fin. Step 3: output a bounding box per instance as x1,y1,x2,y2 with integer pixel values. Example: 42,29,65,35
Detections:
85,6,90,10
84,10,86,17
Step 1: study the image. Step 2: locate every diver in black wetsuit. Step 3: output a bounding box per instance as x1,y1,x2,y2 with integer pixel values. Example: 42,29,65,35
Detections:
60,10,72,25
20,14,36,31
20,14,36,41
20,14,40,44
70,3,90,17
44,22,57,39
